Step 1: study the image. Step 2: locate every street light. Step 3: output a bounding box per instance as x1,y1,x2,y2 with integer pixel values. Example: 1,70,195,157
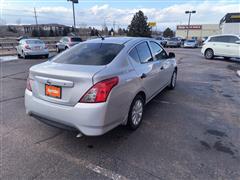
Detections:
185,10,196,39
67,0,78,29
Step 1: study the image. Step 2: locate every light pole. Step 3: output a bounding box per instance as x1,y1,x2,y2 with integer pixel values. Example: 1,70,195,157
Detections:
185,10,196,39
67,0,78,29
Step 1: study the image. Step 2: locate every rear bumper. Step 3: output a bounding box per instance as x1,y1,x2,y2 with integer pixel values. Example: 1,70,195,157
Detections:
25,89,119,136
25,49,49,56
184,44,196,48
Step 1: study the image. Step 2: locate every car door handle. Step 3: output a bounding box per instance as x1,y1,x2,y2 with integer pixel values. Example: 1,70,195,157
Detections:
140,73,147,79
226,45,230,47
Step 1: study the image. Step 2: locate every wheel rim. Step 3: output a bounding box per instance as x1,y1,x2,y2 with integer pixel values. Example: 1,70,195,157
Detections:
132,99,143,126
172,72,177,87
206,50,213,58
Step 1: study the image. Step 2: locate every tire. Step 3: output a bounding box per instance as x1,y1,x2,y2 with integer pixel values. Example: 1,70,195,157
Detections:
22,51,27,59
44,54,49,58
205,49,214,59
57,47,60,53
168,70,177,90
65,46,68,50
17,53,21,58
127,95,144,130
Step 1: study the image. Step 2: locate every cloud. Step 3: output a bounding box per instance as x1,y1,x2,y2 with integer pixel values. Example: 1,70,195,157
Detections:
2,1,239,30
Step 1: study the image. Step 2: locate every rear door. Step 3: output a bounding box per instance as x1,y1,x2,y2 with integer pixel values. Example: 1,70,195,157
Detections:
149,41,173,88
227,36,240,58
129,41,161,98
210,36,230,56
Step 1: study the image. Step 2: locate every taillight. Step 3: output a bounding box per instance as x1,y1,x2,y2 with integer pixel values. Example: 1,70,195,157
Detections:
24,44,31,49
26,77,33,91
80,77,119,103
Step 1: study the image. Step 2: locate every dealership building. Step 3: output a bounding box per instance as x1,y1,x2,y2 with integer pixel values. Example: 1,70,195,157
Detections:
176,13,240,40
175,24,221,40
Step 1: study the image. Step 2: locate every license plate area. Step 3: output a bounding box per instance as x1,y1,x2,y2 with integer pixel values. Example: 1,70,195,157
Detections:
45,85,61,99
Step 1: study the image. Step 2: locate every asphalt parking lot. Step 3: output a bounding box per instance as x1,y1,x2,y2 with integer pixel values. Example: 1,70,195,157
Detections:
1,48,240,179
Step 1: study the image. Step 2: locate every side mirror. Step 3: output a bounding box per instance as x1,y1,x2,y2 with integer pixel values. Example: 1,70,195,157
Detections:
235,40,240,44
168,52,175,58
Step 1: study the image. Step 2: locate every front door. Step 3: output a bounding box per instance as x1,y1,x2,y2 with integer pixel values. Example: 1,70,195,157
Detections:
129,41,161,98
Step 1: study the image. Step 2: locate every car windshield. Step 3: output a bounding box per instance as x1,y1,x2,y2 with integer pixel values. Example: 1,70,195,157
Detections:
186,40,195,42
26,40,44,44
70,37,82,42
170,38,178,41
52,43,124,66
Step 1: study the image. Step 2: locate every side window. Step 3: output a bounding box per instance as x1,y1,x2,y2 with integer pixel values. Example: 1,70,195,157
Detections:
129,47,140,62
209,37,219,42
135,42,153,63
219,36,229,43
227,36,239,43
149,41,168,60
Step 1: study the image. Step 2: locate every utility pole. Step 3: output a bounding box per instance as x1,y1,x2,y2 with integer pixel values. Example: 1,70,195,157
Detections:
34,7,39,37
185,10,196,39
72,1,76,28
67,0,78,30
113,20,116,32
34,7,38,26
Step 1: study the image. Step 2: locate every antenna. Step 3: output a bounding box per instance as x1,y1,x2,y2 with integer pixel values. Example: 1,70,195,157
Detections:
96,31,105,40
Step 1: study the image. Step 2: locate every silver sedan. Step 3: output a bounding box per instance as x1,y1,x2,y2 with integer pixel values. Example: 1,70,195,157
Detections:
16,39,49,59
25,37,177,136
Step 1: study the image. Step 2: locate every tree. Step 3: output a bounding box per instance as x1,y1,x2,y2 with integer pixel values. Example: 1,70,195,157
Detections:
127,10,151,37
163,27,174,38
108,28,114,36
49,27,55,37
32,28,39,37
118,28,124,36
63,27,70,36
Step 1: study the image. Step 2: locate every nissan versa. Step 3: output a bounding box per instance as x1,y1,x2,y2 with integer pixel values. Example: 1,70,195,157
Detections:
25,37,177,136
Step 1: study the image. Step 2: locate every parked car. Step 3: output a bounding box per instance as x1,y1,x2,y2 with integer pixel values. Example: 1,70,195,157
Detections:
183,39,198,48
155,36,167,47
16,39,49,59
166,37,181,48
201,34,240,59
56,36,82,52
25,37,177,136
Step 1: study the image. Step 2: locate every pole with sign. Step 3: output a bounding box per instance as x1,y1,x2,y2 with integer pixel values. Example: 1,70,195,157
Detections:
185,10,196,39
67,0,78,29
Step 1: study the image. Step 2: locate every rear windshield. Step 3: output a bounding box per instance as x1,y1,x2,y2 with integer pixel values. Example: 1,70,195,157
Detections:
52,43,124,65
170,38,178,41
70,37,82,42
26,40,44,44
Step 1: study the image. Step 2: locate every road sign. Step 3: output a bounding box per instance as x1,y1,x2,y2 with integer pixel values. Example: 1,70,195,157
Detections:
148,22,157,27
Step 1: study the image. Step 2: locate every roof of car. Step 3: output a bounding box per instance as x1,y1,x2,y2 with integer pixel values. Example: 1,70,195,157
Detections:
21,38,42,42
85,37,151,45
209,34,239,38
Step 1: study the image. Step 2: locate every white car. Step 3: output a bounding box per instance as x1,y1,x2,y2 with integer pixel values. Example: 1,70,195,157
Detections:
201,34,240,60
16,39,49,59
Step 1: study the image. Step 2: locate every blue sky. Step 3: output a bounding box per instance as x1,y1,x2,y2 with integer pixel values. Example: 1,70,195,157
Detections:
1,0,239,30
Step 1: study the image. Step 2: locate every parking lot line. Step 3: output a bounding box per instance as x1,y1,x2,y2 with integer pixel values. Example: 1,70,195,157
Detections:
46,147,128,180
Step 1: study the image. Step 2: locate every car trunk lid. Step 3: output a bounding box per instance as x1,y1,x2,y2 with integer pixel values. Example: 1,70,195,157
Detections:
29,61,105,106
